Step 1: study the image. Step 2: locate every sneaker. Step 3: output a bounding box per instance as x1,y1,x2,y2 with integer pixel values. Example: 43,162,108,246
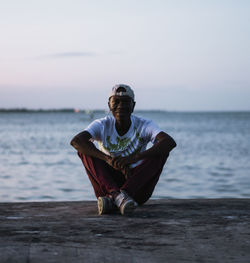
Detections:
97,196,117,215
114,190,137,215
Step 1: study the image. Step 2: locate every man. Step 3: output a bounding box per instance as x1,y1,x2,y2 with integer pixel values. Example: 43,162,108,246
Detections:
70,84,176,215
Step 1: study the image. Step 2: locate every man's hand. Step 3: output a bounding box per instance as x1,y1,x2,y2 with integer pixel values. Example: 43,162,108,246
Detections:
113,155,137,168
105,155,138,179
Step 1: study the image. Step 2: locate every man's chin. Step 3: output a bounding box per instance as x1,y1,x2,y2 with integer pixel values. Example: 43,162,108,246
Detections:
115,111,130,116
114,112,131,120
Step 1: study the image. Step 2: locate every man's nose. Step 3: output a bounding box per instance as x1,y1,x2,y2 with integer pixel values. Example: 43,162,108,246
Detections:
118,101,126,106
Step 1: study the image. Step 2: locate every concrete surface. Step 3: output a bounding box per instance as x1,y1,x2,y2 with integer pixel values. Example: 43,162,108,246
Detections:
0,199,250,263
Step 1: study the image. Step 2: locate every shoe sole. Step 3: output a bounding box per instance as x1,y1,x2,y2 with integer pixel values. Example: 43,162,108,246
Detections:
98,197,117,215
120,200,136,215
97,197,105,215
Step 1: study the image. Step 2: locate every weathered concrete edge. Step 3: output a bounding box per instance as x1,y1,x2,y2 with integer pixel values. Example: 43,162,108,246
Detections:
1,199,250,263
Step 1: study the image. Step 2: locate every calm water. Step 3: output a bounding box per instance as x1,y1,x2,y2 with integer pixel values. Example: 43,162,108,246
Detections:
0,111,250,202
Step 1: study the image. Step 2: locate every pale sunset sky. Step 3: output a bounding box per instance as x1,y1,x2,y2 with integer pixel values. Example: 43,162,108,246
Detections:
0,0,249,111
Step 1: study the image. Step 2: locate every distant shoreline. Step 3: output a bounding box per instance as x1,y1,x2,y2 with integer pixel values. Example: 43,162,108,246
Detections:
0,108,103,113
0,108,249,113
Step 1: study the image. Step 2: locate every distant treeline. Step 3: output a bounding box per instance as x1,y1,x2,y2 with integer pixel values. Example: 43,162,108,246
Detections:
0,108,74,113
0,108,105,113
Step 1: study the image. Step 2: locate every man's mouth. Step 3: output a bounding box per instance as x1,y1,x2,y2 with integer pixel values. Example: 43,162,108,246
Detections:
115,107,129,111
115,108,129,113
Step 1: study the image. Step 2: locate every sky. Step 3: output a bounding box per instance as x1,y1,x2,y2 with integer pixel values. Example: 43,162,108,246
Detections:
0,0,249,111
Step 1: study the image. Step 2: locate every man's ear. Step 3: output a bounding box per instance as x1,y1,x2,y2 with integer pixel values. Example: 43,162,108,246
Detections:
131,101,136,113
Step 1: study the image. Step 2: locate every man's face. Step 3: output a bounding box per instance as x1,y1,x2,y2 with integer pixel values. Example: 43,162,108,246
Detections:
109,96,135,121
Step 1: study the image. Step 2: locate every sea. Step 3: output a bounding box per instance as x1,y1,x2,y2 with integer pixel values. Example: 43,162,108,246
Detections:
0,110,250,202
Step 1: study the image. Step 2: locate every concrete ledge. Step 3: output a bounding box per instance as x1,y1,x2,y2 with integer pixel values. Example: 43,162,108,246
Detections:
0,199,250,262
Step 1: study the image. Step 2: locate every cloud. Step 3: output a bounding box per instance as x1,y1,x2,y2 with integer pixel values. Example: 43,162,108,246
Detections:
37,52,96,59
106,50,126,55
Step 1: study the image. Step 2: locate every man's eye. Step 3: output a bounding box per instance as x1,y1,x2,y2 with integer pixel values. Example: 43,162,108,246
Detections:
112,98,131,105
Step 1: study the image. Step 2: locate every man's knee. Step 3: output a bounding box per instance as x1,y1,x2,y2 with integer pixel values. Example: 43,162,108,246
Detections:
141,154,168,169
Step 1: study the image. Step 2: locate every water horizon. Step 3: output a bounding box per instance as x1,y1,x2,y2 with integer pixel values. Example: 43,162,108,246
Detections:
1,108,250,113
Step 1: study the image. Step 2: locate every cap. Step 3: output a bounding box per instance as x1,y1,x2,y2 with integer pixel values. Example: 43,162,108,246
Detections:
109,84,135,101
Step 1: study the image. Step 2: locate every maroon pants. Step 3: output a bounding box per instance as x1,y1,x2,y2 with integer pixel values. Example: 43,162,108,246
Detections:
78,153,168,205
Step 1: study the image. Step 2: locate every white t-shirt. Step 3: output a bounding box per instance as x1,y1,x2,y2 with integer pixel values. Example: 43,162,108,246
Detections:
84,115,162,167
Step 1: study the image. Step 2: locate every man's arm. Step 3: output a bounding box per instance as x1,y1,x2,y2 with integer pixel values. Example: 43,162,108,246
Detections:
70,131,110,162
70,131,128,174
136,131,176,160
